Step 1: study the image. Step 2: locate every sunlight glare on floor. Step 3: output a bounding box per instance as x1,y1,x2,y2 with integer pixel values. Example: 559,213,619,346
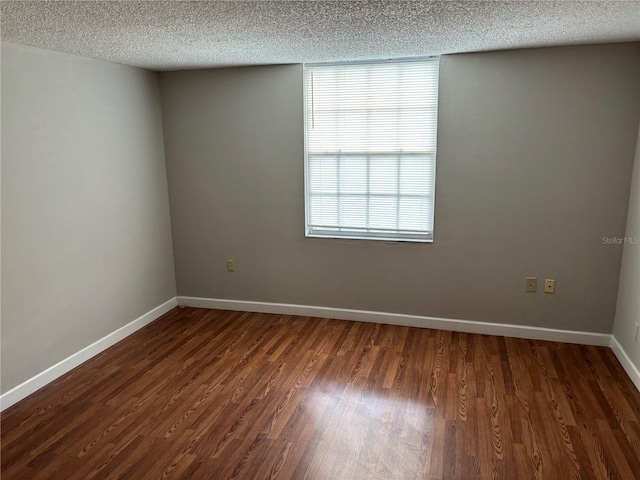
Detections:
305,383,435,478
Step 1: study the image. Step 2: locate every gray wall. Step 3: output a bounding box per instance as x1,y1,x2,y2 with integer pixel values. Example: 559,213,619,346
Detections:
613,124,640,369
161,43,640,334
1,42,177,393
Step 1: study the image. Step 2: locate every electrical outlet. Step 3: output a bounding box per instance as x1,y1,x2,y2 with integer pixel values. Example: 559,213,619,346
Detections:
226,259,235,272
526,277,537,292
544,279,555,294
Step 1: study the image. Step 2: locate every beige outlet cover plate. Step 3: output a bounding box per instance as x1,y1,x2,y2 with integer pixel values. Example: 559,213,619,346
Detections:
544,279,555,293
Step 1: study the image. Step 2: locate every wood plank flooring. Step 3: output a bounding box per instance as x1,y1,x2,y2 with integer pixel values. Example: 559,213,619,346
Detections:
2,307,640,479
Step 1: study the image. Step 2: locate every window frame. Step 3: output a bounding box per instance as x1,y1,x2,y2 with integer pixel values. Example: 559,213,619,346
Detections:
303,57,439,243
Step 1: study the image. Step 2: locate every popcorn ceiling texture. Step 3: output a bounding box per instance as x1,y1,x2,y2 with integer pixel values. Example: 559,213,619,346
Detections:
1,1,639,71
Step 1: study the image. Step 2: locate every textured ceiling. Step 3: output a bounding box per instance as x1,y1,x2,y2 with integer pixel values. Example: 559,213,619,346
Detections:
1,1,639,71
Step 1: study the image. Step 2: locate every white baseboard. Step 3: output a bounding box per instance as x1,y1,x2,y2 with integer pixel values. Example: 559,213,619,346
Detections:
610,336,640,391
177,296,611,347
4,296,632,412
0,297,178,411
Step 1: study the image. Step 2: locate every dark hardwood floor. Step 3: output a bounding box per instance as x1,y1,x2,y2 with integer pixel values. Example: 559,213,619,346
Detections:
2,307,640,479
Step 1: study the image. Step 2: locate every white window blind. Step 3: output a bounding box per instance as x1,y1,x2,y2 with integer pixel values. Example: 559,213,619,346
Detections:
304,58,439,242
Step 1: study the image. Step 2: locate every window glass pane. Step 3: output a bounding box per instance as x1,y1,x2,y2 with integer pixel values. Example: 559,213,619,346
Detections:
369,196,398,230
399,155,434,196
369,156,398,195
308,155,337,194
309,194,338,227
399,196,432,231
339,195,368,229
339,156,367,194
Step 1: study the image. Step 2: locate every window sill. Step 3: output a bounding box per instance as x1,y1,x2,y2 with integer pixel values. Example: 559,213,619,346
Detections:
305,233,433,244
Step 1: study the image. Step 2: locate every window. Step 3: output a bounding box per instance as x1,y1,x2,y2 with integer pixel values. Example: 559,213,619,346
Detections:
304,58,439,242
